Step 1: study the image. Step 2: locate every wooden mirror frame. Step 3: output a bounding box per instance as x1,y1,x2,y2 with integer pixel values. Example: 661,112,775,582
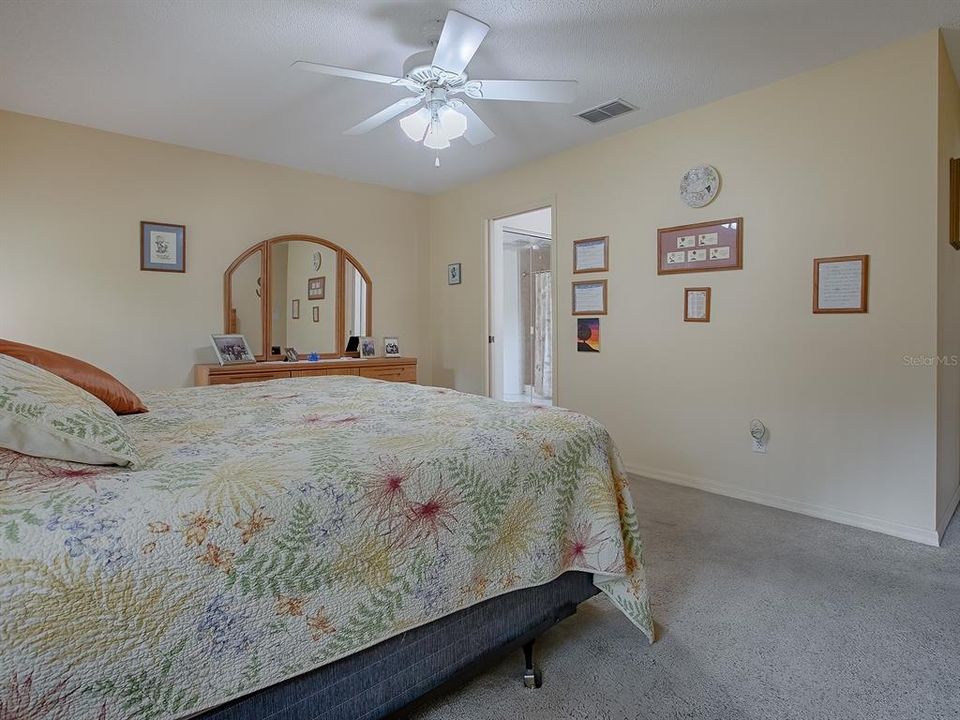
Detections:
224,234,373,361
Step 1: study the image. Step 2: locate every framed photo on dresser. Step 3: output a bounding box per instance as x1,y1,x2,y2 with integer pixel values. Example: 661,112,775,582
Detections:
211,334,255,366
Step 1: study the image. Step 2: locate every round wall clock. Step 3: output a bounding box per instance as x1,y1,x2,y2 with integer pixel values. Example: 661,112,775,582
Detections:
312,251,322,271
680,165,721,208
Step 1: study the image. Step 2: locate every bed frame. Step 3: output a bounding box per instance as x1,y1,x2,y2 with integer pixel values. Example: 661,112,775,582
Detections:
196,571,598,720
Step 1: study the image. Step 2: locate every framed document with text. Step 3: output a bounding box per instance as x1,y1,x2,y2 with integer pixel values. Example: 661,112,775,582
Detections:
813,255,868,313
573,236,609,273
684,287,711,322
572,280,607,315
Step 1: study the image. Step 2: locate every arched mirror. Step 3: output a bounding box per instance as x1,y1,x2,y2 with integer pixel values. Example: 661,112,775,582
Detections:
225,235,372,361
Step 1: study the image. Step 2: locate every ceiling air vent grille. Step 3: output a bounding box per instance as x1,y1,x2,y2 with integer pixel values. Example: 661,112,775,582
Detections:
576,98,636,124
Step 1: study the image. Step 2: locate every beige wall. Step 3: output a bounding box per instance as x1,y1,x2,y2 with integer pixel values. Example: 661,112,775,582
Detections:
937,34,960,537
427,31,943,543
0,110,429,389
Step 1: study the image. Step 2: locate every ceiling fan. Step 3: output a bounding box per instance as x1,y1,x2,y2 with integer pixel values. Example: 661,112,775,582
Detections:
292,10,578,166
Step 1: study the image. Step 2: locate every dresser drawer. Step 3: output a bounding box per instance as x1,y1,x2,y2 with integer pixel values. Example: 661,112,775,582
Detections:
209,370,291,385
293,367,360,377
359,365,417,383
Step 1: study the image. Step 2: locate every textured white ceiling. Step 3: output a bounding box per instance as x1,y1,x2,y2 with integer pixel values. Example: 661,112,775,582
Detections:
1,1,958,195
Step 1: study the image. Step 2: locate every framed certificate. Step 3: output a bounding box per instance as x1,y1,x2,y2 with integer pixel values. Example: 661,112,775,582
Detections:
573,236,609,273
684,287,711,322
572,280,607,315
813,255,868,313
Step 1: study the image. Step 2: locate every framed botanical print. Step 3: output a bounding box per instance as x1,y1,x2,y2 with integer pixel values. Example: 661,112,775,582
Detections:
141,221,185,272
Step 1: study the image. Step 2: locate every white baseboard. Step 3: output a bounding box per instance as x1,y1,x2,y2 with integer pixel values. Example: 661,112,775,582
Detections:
937,481,960,541
625,463,941,547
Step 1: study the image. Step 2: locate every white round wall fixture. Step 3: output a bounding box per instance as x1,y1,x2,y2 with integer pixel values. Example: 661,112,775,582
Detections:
680,165,721,208
312,251,322,271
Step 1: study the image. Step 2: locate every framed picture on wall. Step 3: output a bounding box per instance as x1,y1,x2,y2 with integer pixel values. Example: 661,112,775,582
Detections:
573,236,609,273
657,217,742,275
813,255,868,313
684,287,711,322
448,263,462,285
572,280,607,315
308,276,326,300
292,299,300,319
576,318,600,352
312,306,320,323
140,221,185,272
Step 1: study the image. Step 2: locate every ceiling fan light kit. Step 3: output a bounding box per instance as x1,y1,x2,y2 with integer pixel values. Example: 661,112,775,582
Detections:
293,10,578,167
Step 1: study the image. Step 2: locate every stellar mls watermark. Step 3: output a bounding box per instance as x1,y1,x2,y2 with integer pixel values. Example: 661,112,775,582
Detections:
903,354,959,367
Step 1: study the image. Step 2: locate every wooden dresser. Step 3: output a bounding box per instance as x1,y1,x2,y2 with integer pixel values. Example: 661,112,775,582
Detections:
194,357,417,386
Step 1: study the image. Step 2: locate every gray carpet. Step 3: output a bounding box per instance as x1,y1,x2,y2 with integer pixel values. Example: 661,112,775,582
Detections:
411,476,960,720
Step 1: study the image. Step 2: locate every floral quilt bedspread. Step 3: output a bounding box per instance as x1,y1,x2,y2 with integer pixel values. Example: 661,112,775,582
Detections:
0,376,652,719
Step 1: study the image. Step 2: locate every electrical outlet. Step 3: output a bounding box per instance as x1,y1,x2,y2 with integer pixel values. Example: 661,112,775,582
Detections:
752,436,767,454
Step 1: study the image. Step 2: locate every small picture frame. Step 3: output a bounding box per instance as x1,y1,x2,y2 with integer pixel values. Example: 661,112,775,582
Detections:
360,336,376,359
448,263,462,285
312,306,320,323
308,276,326,300
572,280,607,315
576,318,600,352
284,347,299,362
211,334,256,366
141,221,185,273
383,337,400,357
292,299,300,319
573,236,609,274
813,255,869,313
684,287,711,322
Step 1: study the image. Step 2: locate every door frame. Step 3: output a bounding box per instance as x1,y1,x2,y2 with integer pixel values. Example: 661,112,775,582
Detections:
482,197,559,405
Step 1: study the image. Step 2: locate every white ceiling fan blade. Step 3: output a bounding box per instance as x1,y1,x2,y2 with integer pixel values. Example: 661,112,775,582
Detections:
292,61,406,86
431,10,489,75
344,97,422,135
469,79,578,103
455,102,495,146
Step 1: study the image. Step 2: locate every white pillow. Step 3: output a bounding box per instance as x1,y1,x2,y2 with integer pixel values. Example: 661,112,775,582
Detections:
0,353,139,466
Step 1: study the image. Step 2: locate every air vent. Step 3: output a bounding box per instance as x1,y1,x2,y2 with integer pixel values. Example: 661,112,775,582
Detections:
576,98,636,124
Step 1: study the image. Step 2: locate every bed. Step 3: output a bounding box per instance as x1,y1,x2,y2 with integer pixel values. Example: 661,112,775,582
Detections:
0,376,653,719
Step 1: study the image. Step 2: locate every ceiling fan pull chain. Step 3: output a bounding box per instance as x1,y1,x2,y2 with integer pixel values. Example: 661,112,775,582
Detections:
435,152,441,168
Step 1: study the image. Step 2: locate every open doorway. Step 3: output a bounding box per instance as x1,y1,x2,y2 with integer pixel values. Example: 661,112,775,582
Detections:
488,207,554,406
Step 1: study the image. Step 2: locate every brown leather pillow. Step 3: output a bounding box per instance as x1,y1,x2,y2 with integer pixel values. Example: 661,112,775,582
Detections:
0,339,147,415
